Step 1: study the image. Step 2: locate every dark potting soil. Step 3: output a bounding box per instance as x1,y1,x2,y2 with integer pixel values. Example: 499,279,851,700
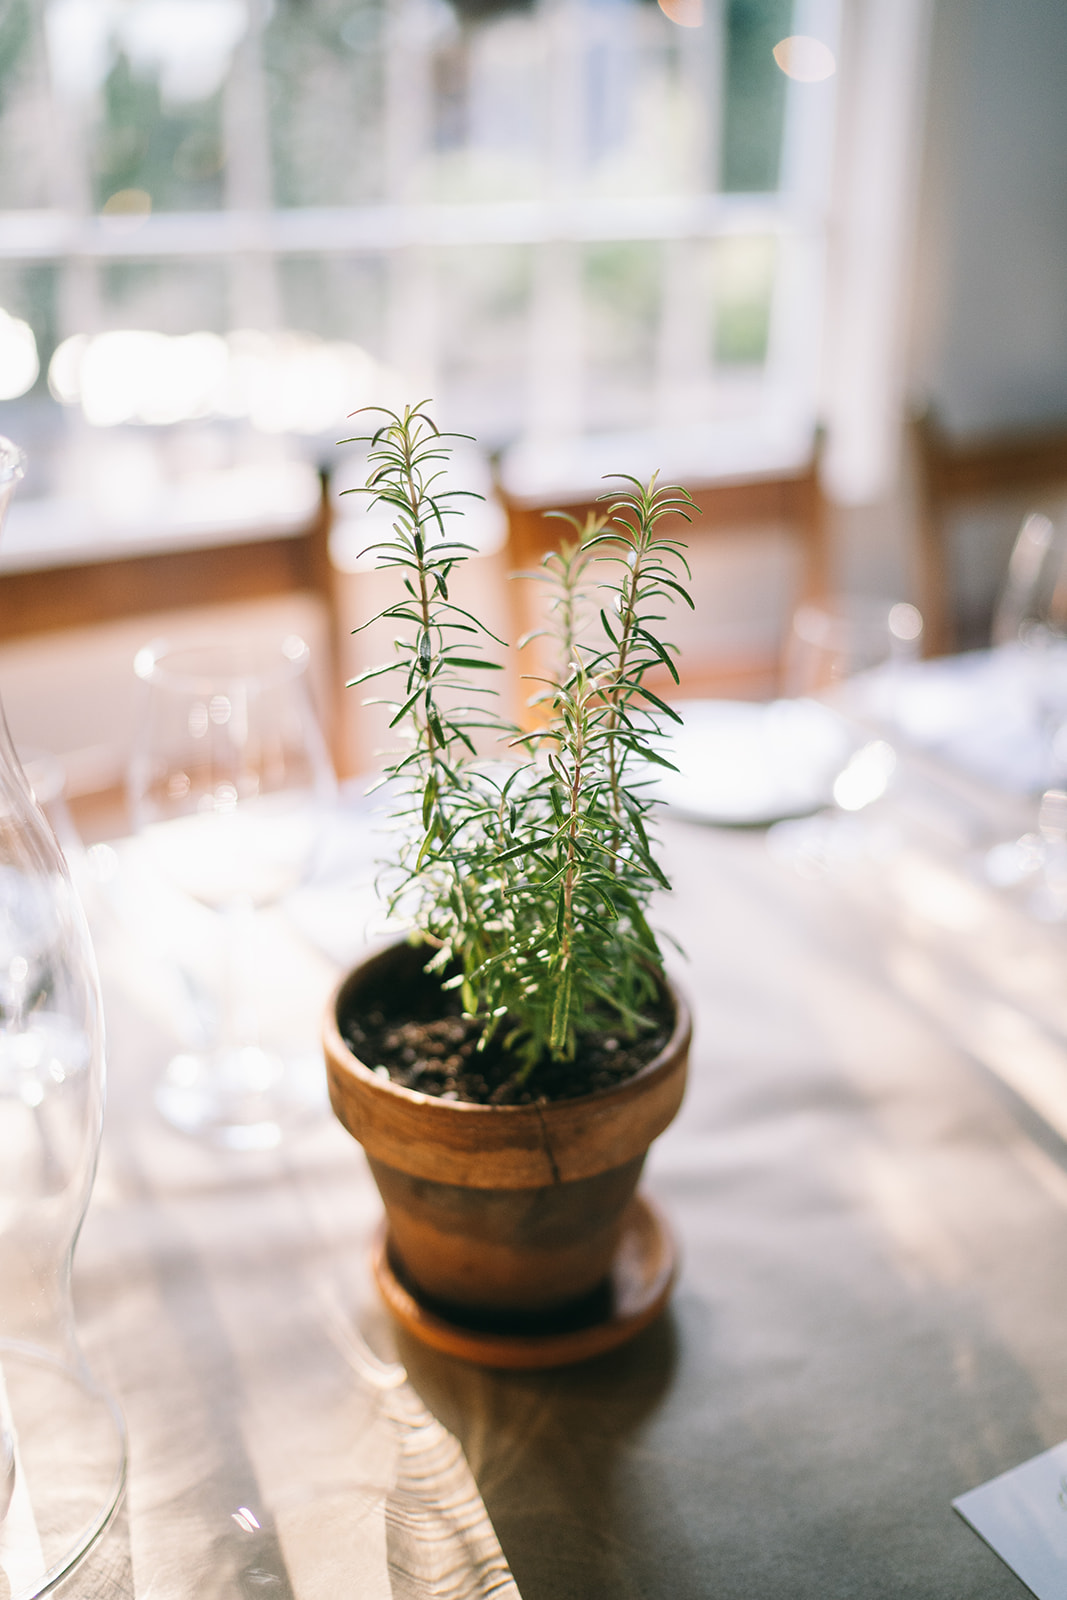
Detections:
337,957,673,1107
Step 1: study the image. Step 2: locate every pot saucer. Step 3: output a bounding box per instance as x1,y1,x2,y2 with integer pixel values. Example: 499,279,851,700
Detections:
371,1193,677,1369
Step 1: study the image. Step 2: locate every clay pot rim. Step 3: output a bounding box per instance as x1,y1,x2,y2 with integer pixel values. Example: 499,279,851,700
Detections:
324,939,692,1121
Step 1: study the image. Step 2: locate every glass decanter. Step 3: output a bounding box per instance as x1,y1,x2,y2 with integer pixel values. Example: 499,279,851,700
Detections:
0,437,126,1597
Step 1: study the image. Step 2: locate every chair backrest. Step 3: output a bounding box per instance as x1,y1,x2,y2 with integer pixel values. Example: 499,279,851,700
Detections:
912,406,1067,654
0,468,349,784
500,439,829,709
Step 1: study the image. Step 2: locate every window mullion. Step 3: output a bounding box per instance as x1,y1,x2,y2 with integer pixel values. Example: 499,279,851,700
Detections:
656,0,724,426
763,0,840,417
526,0,586,443
222,0,280,330
38,1,100,343
384,0,438,403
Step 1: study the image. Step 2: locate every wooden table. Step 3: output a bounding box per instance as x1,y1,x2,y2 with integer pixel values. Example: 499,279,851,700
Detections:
61,745,1066,1598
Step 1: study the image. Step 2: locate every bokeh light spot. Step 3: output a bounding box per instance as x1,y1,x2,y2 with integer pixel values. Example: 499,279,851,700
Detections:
772,35,836,82
0,310,39,400
658,0,703,27
101,187,153,217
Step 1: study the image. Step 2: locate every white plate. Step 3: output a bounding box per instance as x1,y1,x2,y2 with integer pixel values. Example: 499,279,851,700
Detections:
647,699,852,826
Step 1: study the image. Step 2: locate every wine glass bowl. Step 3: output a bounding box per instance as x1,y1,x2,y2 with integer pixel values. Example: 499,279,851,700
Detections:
992,510,1067,649
768,596,924,874
130,634,328,902
981,512,1067,916
784,596,924,700
129,635,335,1149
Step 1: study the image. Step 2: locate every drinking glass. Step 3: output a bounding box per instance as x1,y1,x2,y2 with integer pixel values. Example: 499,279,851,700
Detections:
0,436,126,1597
784,595,924,705
769,596,923,872
128,635,336,1149
991,510,1067,648
983,512,1067,915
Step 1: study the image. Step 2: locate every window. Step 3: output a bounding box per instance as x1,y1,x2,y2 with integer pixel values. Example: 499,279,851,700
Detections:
0,0,839,510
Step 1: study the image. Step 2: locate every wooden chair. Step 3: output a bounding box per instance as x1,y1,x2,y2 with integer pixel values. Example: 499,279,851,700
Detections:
912,406,1067,655
0,472,335,638
500,435,830,706
0,468,351,793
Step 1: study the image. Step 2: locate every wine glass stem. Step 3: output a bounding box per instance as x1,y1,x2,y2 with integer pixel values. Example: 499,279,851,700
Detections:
219,899,261,1052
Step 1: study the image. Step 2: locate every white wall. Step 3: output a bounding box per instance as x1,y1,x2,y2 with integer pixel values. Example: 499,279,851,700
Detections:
838,0,1067,642
911,0,1067,434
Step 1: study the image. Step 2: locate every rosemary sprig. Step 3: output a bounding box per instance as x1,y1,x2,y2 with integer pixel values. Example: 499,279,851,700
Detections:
342,403,695,1079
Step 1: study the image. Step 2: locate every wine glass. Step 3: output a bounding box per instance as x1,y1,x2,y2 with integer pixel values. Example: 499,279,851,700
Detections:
784,595,924,704
769,596,923,872
128,634,336,1149
982,512,1067,915
991,510,1067,649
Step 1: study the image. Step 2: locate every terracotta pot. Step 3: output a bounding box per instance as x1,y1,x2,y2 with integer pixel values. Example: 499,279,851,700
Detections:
323,941,690,1325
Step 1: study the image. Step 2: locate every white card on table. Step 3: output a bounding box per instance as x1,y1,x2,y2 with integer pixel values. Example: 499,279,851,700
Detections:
954,1439,1067,1599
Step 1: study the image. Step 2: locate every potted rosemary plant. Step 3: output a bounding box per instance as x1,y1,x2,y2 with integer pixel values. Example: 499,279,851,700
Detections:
323,403,694,1366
